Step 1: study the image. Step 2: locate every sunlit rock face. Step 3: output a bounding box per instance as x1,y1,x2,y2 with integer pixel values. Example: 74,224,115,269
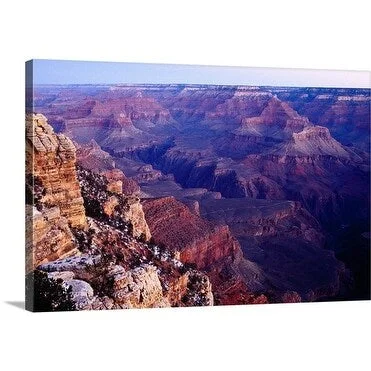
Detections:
26,114,86,271
26,114,86,229
26,118,214,310
26,205,78,272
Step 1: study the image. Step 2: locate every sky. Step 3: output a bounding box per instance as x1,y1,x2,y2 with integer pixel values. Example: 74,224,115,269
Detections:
29,59,370,88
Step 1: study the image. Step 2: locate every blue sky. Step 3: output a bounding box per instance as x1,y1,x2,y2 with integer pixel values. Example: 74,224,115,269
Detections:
30,59,370,88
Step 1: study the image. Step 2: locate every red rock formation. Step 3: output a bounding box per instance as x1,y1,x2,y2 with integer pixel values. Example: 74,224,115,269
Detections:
76,167,151,241
26,115,214,310
273,88,370,150
26,205,78,272
26,113,86,228
75,140,141,197
274,126,352,158
76,139,116,172
38,92,175,147
142,197,240,269
142,197,266,304
210,277,268,306
102,168,140,197
238,96,311,138
37,216,214,310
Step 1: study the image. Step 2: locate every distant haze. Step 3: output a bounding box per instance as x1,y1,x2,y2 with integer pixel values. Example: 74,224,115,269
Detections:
30,59,370,88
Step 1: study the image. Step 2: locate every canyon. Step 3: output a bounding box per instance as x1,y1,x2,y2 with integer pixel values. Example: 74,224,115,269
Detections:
26,114,214,310
27,83,370,308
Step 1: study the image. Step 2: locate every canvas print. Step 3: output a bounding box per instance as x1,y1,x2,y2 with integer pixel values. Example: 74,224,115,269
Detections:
25,60,370,311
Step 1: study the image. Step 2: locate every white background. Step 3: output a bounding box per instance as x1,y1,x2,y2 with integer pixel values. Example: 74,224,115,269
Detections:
0,1,370,370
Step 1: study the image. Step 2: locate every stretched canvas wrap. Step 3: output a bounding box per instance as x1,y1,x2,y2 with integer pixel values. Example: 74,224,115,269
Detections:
25,60,370,312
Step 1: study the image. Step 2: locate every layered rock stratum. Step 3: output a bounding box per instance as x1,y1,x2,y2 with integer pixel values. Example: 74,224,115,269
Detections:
26,114,214,311
142,196,269,304
26,113,86,270
26,113,86,228
28,83,370,303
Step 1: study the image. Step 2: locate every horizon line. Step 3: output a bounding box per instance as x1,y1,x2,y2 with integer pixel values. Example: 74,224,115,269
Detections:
31,83,371,90
29,59,371,88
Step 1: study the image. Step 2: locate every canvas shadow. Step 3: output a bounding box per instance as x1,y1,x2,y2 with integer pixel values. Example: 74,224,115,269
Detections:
4,301,24,310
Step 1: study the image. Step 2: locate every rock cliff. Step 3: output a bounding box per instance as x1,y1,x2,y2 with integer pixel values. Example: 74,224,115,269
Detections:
142,197,268,304
142,197,240,269
35,215,213,310
26,114,213,311
26,113,86,228
274,126,352,158
237,96,311,139
200,198,349,301
76,166,151,241
25,205,78,272
26,113,86,270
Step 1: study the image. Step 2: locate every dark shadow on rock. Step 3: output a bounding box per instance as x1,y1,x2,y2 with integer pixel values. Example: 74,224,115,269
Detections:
4,301,25,310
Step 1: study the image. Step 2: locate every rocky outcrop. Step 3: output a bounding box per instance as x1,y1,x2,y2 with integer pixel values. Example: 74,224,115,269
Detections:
26,113,86,228
237,96,311,139
272,87,370,151
108,265,168,308
77,167,151,241
28,203,213,312
76,141,147,237
26,205,78,272
27,113,214,311
142,197,266,304
37,216,213,310
102,168,140,197
123,198,151,241
166,270,214,306
142,197,240,269
41,261,169,310
274,126,352,158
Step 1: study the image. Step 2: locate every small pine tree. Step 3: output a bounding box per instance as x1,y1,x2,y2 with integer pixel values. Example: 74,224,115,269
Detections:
26,270,76,312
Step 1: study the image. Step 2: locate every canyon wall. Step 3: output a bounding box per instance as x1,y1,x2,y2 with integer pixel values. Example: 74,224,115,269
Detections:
26,113,86,270
26,113,86,228
142,197,241,270
26,114,214,311
30,84,370,302
25,205,77,272
142,196,268,304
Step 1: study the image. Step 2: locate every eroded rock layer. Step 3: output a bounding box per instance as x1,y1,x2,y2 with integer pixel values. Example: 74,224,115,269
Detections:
26,113,86,228
26,205,77,272
28,83,370,303
142,197,268,304
26,114,214,311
